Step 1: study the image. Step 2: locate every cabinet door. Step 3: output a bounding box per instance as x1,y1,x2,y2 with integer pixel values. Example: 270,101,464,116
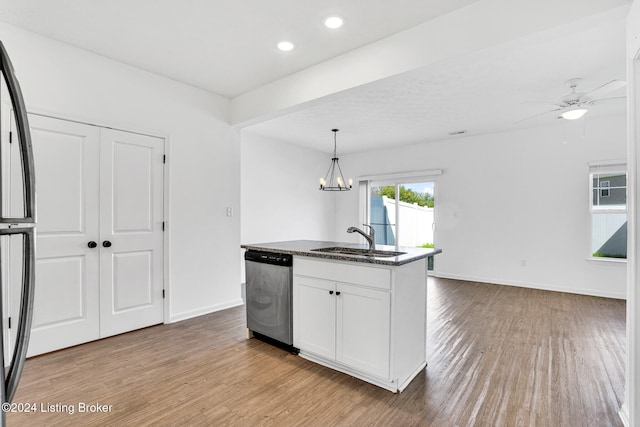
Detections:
336,283,390,378
294,276,335,359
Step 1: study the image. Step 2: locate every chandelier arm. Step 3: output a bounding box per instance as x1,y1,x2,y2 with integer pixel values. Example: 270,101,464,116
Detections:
324,161,334,183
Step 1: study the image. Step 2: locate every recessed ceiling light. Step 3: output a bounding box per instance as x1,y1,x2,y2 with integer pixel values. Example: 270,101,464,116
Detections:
277,41,295,51
324,16,344,29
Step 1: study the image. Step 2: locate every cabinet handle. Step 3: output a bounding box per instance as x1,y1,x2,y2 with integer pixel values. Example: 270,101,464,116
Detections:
329,290,334,295
336,291,341,296
87,241,97,249
102,240,112,248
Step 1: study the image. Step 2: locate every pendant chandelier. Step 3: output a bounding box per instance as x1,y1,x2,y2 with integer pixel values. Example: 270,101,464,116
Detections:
319,129,352,191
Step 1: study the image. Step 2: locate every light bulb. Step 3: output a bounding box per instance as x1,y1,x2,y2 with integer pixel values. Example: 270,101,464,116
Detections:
324,16,344,29
277,41,294,52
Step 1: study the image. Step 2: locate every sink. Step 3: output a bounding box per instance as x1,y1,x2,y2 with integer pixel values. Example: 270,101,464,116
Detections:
311,247,406,258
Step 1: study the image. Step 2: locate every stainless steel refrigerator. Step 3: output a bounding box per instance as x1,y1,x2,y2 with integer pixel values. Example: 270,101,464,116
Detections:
0,41,36,426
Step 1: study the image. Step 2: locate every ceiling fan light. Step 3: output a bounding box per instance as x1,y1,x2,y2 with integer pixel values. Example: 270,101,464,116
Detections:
561,108,588,120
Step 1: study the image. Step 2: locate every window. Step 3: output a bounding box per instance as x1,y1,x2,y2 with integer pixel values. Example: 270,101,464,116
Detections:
590,162,627,260
600,181,611,198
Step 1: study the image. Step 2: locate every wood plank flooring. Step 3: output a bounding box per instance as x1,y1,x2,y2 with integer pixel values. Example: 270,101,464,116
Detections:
7,278,626,426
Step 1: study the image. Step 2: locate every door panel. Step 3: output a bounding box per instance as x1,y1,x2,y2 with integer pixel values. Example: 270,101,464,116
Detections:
33,130,85,233
32,257,86,325
26,114,100,356
112,251,153,311
112,141,153,232
99,128,164,337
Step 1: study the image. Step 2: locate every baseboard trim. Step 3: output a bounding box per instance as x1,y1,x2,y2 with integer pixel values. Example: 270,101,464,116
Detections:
169,298,244,323
431,272,626,300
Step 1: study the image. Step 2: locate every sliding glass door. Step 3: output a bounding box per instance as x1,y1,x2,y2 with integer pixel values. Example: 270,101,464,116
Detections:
367,180,435,250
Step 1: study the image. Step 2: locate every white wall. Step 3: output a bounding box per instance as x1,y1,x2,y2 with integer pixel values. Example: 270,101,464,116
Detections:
0,22,242,322
240,131,336,245
240,132,336,283
337,115,627,299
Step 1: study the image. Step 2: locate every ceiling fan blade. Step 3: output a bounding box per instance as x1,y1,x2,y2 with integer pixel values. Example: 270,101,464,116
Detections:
513,108,563,124
521,100,566,108
584,80,626,99
590,96,626,104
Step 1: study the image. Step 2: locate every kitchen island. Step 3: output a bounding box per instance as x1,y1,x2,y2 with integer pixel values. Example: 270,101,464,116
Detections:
241,240,441,392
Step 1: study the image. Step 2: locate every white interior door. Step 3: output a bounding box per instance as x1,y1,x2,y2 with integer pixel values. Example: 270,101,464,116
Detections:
25,114,101,356
21,116,165,356
99,128,164,337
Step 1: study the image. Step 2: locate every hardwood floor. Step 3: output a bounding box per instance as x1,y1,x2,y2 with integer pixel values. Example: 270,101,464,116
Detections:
7,278,625,426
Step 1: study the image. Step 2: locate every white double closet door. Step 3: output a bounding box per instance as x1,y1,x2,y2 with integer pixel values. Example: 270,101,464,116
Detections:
20,114,165,357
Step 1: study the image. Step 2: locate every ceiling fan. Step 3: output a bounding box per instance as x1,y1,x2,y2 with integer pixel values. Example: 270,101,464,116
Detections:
517,77,626,122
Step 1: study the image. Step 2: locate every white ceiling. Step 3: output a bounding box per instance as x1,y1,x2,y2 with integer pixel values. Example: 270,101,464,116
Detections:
244,10,628,154
0,1,629,154
0,0,479,97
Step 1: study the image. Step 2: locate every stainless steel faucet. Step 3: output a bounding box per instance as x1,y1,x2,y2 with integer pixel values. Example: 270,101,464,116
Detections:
347,224,376,252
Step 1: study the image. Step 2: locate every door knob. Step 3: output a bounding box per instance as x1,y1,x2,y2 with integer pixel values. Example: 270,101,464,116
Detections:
102,240,112,248
336,291,341,296
87,241,97,249
329,290,334,295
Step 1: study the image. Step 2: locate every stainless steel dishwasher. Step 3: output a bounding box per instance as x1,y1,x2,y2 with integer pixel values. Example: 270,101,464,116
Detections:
244,250,294,347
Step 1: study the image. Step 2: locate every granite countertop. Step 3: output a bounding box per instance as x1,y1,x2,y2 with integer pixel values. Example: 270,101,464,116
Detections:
241,240,442,266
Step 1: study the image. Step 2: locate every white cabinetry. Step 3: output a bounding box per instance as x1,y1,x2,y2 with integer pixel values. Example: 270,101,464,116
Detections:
336,282,390,378
295,276,336,359
293,256,426,392
295,275,390,377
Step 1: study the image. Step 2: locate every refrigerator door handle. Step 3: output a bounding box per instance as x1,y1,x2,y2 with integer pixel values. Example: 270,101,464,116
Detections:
2,228,35,402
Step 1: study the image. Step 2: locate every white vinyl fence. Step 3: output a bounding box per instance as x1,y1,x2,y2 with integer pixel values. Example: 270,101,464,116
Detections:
381,196,434,247
592,213,626,256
